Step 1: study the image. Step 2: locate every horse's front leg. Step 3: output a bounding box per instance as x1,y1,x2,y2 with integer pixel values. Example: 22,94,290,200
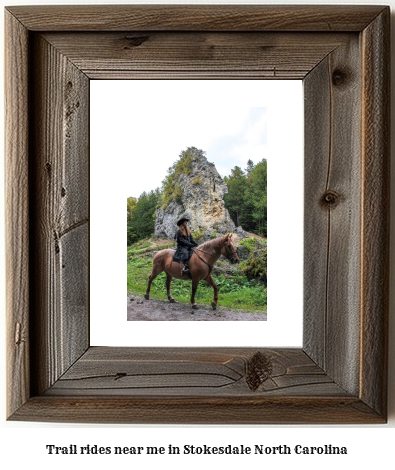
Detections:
191,279,199,310
206,274,218,310
166,273,176,303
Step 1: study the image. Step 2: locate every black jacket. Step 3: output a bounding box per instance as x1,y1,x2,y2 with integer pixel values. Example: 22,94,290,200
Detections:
173,230,198,262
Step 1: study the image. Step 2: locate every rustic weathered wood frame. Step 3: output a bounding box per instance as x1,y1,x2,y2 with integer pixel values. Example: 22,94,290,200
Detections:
5,5,389,424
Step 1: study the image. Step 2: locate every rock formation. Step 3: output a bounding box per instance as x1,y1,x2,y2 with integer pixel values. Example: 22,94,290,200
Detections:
155,149,238,238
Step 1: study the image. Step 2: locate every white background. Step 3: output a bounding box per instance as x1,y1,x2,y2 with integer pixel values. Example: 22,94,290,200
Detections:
1,0,394,469
90,80,304,347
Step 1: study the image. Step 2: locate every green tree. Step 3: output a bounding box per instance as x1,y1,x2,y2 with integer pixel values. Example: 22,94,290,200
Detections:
127,197,138,245
127,189,160,245
223,166,247,227
245,159,255,175
127,197,137,221
233,159,255,231
224,159,267,236
127,221,138,246
247,159,267,236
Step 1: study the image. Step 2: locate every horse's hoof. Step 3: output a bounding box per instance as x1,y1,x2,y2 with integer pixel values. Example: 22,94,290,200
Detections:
144,294,149,300
192,304,199,310
211,302,217,310
169,298,177,303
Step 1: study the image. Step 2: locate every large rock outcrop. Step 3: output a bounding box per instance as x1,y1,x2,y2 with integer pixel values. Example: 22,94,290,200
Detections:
155,150,237,238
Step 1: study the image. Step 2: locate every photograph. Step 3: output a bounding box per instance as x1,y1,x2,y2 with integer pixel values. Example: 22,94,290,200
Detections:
127,136,267,319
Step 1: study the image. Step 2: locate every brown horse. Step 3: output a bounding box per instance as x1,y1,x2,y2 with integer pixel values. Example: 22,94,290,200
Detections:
144,234,239,310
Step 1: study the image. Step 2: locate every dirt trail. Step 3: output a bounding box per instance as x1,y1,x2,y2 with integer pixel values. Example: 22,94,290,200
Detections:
127,295,267,321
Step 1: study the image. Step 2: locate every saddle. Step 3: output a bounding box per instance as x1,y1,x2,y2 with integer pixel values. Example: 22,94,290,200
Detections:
172,253,193,279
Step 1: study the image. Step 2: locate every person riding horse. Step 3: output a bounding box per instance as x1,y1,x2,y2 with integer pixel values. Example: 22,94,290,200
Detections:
173,217,198,275
145,229,239,309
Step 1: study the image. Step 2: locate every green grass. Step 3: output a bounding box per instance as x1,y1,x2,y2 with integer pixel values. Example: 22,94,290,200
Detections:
127,241,175,259
127,239,267,312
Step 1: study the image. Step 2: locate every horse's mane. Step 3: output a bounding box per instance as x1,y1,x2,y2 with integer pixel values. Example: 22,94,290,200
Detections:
198,236,225,251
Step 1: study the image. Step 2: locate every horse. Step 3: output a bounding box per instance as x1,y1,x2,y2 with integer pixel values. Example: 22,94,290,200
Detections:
144,233,239,310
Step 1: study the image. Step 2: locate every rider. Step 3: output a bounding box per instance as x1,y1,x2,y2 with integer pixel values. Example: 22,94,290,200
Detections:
174,217,198,275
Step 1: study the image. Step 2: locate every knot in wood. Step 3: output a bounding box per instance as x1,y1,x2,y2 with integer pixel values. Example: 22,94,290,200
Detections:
123,35,150,48
114,372,127,381
246,351,273,391
321,190,340,207
332,68,348,87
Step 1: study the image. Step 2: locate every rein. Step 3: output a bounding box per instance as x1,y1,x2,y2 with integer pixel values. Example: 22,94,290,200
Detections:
191,248,214,279
192,239,238,279
194,247,215,257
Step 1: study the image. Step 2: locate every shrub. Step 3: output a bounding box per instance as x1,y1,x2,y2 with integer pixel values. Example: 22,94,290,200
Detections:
191,175,204,185
240,245,267,284
239,237,257,252
192,229,205,241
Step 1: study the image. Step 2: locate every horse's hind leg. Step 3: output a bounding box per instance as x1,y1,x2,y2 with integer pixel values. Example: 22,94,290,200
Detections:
206,274,218,310
144,264,163,300
166,273,176,303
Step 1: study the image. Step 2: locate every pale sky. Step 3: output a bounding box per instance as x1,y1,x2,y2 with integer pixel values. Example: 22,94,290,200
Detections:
117,104,268,198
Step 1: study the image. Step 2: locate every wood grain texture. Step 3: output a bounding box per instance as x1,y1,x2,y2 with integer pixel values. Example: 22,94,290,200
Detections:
5,5,389,424
303,56,331,372
360,9,390,418
9,396,383,425
5,10,30,418
46,347,345,397
304,35,362,395
42,32,350,80
5,5,386,32
30,35,90,395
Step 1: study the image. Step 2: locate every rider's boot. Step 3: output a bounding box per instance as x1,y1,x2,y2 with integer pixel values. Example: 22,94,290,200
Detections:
182,262,189,275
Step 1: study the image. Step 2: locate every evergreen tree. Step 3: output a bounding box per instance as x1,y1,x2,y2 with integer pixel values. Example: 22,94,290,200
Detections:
127,189,160,244
223,166,247,227
127,221,138,246
239,188,255,232
248,159,267,236
224,159,267,236
245,159,255,175
127,197,138,245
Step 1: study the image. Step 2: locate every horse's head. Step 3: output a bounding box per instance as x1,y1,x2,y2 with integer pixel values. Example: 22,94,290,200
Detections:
221,234,239,264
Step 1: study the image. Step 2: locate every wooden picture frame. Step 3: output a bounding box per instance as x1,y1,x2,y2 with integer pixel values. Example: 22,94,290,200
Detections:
5,5,389,424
